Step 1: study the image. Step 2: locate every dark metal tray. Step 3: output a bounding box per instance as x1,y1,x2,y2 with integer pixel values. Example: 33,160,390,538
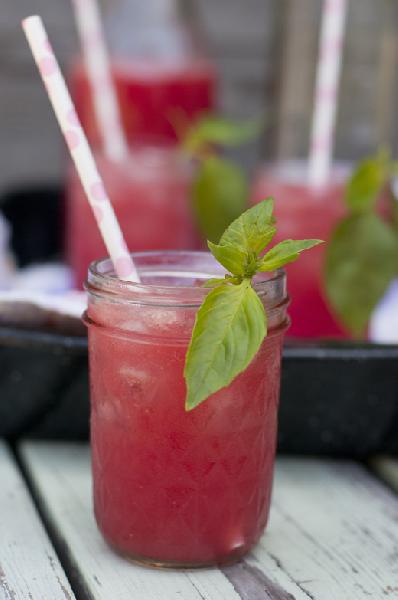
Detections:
1,326,397,457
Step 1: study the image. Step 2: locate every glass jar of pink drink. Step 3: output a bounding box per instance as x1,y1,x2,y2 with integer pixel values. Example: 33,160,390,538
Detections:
251,161,349,338
66,145,197,289
85,251,289,567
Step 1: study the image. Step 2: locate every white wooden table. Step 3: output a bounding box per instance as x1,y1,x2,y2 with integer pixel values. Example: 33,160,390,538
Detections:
0,441,74,599
1,440,398,599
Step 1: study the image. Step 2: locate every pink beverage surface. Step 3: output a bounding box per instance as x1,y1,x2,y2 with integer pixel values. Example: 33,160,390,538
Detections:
71,59,216,147
88,296,285,565
66,149,197,289
251,166,348,338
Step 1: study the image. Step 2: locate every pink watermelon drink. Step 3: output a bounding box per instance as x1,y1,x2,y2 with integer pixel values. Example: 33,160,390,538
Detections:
251,162,348,338
70,58,216,147
85,251,289,566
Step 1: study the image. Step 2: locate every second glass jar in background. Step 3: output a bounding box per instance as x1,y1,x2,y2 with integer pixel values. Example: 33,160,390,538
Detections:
66,146,197,289
251,161,349,338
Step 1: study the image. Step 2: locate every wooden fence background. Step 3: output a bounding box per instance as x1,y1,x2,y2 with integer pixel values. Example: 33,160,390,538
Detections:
1,0,398,195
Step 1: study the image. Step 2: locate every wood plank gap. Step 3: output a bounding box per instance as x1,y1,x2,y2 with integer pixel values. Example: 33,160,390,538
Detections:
222,560,299,600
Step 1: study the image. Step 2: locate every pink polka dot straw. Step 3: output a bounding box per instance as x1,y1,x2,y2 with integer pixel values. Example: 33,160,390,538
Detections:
21,15,140,284
308,0,348,189
70,0,128,161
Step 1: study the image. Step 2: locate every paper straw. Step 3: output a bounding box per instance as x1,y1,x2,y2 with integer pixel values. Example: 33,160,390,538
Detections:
22,16,140,283
71,0,128,161
308,0,348,188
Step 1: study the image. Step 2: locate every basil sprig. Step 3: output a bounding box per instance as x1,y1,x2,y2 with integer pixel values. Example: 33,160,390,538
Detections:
184,199,322,410
181,114,263,243
325,151,398,337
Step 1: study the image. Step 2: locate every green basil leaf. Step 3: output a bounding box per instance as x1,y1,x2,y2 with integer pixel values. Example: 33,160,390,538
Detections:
207,241,248,276
219,199,276,254
192,156,248,243
325,213,398,337
203,276,241,288
182,115,262,155
258,239,323,272
184,280,266,410
202,278,230,288
345,154,391,213
389,180,398,230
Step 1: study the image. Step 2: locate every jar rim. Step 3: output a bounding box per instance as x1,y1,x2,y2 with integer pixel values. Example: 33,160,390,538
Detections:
92,143,192,174
86,250,286,308
257,159,351,186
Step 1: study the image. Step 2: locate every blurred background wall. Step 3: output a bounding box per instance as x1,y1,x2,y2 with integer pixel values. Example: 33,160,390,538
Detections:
1,0,398,194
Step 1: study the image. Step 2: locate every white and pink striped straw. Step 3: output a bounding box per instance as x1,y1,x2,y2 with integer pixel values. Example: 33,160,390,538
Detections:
22,16,140,283
71,0,128,161
308,0,348,189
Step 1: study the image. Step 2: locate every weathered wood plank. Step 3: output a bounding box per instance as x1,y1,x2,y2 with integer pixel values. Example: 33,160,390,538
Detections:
192,0,277,52
0,440,75,600
251,459,398,599
18,443,312,600
371,457,398,494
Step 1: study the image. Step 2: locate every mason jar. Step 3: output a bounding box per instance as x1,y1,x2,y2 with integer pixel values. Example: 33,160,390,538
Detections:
85,251,289,567
251,160,349,338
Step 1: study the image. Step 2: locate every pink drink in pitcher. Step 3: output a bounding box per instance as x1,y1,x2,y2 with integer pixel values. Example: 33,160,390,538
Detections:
71,59,216,148
67,146,197,289
86,252,289,566
251,161,349,338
